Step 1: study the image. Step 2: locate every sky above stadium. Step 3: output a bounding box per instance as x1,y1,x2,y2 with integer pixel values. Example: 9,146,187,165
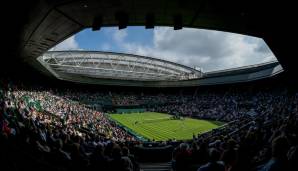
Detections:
50,26,277,72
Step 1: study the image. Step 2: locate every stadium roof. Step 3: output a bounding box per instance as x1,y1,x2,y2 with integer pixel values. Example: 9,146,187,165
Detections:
37,51,282,87
38,51,202,81
2,0,295,84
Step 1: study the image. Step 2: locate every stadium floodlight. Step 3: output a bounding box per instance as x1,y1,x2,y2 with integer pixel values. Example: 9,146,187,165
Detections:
115,12,128,29
173,14,183,30
145,13,155,29
92,15,102,31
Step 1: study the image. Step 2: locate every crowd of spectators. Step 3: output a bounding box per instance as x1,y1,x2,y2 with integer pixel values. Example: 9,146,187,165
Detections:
170,91,298,171
1,79,298,171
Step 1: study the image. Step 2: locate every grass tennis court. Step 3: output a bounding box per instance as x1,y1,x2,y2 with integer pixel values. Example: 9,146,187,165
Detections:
109,112,224,141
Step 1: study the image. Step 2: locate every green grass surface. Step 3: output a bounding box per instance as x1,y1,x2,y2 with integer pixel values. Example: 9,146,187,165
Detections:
109,112,224,141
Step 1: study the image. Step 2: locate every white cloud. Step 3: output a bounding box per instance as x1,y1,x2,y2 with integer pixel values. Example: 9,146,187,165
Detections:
100,43,111,51
113,29,127,43
114,27,277,72
49,36,81,51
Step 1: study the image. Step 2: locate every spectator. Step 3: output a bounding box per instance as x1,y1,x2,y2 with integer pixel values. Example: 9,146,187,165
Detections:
198,148,225,171
260,136,290,171
109,145,133,171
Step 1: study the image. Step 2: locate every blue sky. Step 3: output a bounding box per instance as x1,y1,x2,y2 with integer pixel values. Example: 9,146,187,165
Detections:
74,27,154,52
51,26,277,72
